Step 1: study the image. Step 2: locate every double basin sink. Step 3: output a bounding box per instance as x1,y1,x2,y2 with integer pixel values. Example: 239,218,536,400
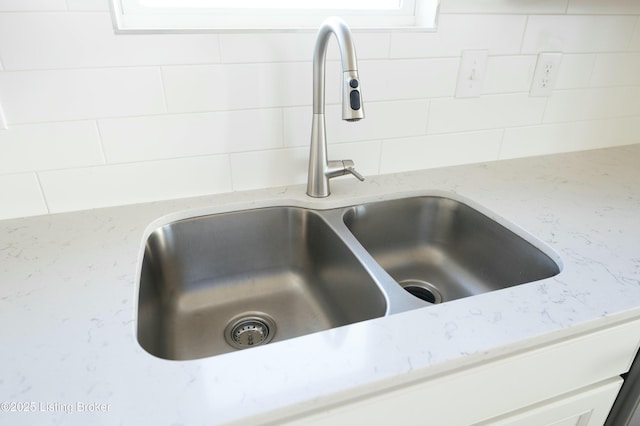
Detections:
137,196,561,360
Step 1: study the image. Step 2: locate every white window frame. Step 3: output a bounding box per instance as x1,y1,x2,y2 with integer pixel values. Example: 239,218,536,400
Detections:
109,0,439,33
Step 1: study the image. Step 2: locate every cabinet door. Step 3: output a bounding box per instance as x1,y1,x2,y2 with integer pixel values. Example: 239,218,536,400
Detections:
475,377,623,426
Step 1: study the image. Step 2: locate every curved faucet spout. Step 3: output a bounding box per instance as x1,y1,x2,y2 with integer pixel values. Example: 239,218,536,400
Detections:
307,17,365,198
312,17,361,118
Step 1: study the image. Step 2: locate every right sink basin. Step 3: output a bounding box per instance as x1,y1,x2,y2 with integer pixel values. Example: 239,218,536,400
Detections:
343,196,561,304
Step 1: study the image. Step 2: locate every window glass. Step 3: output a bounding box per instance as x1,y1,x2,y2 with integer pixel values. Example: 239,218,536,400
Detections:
110,0,439,32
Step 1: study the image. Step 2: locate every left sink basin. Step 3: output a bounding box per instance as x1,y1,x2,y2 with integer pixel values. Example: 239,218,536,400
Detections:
137,207,387,360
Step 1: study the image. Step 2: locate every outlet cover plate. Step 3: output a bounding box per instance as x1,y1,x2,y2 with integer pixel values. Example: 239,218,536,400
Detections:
530,52,563,97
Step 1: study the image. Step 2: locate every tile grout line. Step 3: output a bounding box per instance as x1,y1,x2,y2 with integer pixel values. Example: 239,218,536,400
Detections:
518,15,530,55
158,66,170,114
93,120,109,165
34,172,51,214
0,50,6,129
0,98,7,130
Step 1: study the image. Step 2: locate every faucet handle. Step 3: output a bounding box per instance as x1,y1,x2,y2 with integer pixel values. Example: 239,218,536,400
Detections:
342,160,365,181
325,159,365,182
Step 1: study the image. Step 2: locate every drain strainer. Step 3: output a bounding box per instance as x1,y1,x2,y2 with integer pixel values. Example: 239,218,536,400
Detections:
224,312,276,350
399,279,443,304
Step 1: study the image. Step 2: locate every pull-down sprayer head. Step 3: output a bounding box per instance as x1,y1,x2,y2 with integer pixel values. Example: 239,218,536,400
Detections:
343,70,364,122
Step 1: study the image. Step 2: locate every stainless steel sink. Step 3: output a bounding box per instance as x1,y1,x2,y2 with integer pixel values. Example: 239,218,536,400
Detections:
138,207,387,360
137,196,561,360
343,197,561,304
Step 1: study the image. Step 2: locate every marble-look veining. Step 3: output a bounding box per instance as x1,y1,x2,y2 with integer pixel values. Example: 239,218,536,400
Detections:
1,145,640,425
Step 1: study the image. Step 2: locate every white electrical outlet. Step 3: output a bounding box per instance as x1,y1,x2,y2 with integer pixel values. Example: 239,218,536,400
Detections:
455,50,489,98
530,52,562,97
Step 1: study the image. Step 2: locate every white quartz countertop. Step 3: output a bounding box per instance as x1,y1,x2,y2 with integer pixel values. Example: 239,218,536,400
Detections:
2,145,640,426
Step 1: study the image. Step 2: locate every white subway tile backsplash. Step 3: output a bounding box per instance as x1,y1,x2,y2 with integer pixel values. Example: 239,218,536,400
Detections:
230,147,308,191
284,100,429,147
380,130,503,174
162,62,327,113
428,94,547,134
0,68,166,124
0,121,103,174
327,140,382,177
220,33,316,64
66,0,109,11
555,54,596,89
631,18,640,51
219,32,390,63
543,87,640,123
567,0,640,15
501,117,640,159
0,173,47,220
0,3,639,220
323,32,392,61
0,13,220,70
390,15,527,58
522,15,638,53
590,53,640,87
39,156,232,213
483,56,537,94
359,58,458,101
230,141,381,191
99,109,283,163
440,0,568,14
0,0,65,11
282,108,311,148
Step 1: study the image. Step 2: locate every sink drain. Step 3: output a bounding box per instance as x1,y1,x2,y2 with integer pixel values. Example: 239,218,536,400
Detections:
399,279,443,304
224,312,276,350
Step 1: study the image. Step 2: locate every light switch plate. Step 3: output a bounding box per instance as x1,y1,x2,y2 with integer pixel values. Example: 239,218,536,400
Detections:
455,50,489,98
530,52,562,97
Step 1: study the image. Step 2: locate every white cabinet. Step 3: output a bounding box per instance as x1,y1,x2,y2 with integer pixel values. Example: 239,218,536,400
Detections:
476,378,622,426
270,319,640,426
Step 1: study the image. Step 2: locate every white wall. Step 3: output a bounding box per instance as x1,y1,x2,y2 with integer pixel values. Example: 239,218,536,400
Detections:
0,0,639,220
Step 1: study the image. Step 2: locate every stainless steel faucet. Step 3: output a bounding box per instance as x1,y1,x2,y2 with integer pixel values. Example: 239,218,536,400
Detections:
306,17,365,198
